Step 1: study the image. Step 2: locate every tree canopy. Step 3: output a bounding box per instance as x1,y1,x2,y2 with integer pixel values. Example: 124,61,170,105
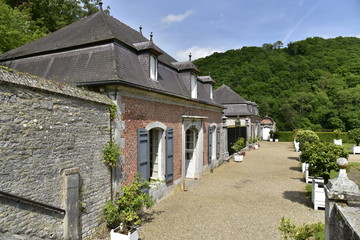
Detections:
0,0,109,53
194,37,360,131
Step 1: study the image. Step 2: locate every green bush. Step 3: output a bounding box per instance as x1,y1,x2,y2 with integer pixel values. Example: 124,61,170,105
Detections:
348,128,360,146
333,129,341,139
231,137,246,152
300,141,348,182
104,174,155,232
294,130,319,150
278,131,293,142
273,131,280,139
103,141,121,167
278,217,324,240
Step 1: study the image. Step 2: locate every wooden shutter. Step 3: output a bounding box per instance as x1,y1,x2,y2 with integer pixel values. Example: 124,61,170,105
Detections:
165,128,174,182
216,127,221,159
208,126,213,163
137,128,150,181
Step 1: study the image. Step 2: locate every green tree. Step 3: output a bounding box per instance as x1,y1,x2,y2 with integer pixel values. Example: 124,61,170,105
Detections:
0,0,47,53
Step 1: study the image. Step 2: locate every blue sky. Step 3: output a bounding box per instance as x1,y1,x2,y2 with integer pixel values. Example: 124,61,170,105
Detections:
102,0,360,61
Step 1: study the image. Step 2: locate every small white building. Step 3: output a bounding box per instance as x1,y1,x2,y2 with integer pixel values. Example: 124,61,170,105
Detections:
260,116,276,140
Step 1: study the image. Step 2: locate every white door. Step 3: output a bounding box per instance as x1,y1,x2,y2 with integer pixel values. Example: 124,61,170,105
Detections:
262,127,271,140
185,128,197,178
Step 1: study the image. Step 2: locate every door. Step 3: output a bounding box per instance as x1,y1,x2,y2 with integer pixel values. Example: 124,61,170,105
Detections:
262,127,270,140
185,128,197,178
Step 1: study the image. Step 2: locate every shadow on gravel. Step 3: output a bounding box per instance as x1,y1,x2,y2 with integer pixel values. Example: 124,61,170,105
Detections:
283,191,312,208
288,157,299,161
289,166,301,172
142,210,165,224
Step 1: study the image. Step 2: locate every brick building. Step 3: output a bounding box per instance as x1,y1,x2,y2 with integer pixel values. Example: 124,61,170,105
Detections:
0,10,224,201
214,84,261,155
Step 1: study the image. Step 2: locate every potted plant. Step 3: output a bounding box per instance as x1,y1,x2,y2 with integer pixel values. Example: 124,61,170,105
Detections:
348,128,360,154
294,130,319,151
253,137,259,149
231,137,246,162
333,129,342,146
273,131,280,142
104,174,155,240
269,130,274,142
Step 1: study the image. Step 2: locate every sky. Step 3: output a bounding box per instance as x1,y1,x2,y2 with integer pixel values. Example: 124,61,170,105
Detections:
101,0,360,61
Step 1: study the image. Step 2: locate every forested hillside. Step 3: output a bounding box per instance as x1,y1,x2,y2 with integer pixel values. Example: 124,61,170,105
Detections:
194,37,360,131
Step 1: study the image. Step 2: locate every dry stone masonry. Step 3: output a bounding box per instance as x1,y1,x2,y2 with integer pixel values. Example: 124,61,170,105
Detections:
0,68,113,239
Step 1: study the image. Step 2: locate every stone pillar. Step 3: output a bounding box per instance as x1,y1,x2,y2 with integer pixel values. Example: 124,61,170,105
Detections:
325,158,360,240
63,168,80,240
222,116,229,161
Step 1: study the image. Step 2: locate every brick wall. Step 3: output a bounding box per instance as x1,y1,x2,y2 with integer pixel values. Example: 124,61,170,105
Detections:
119,95,222,186
0,69,112,239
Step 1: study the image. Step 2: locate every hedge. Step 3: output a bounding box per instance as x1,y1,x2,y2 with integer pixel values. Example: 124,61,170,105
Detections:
278,131,352,143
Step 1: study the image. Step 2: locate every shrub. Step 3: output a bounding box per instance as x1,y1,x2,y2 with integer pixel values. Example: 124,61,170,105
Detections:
104,174,155,232
294,130,319,150
278,131,293,142
231,137,246,152
270,130,274,138
300,141,348,182
278,217,324,240
103,141,121,167
333,129,342,139
273,131,280,139
348,128,360,146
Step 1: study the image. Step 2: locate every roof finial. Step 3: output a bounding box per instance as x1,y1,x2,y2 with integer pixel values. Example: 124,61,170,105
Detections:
139,25,143,35
150,32,153,41
99,1,103,11
208,71,211,76
189,53,192,62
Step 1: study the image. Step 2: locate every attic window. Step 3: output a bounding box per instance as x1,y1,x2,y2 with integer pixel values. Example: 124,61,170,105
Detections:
150,55,158,80
210,84,213,99
191,74,197,99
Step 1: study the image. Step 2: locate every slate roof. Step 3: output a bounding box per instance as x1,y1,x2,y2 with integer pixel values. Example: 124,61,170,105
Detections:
213,84,247,104
198,76,215,84
0,11,174,63
0,11,222,107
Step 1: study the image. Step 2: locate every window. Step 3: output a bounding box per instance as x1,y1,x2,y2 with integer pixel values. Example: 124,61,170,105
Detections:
209,84,213,99
137,127,173,182
191,74,197,99
150,55,158,80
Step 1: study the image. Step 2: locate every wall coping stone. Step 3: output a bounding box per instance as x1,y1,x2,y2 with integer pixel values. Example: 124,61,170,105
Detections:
335,203,360,238
0,67,113,106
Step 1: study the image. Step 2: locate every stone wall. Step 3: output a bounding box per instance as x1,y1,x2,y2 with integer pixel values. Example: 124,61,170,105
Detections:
331,204,360,240
0,68,113,239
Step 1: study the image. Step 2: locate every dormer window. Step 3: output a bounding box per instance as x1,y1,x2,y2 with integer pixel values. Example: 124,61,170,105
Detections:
210,84,213,99
191,74,197,99
150,55,158,80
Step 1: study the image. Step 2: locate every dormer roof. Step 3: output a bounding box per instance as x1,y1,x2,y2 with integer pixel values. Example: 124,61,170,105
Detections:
172,61,199,73
198,76,215,84
133,41,162,56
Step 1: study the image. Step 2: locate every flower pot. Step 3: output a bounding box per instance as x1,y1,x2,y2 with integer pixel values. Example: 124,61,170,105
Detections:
110,227,139,240
352,145,360,154
294,141,300,152
234,153,243,162
269,138,273,142
254,144,259,149
275,139,279,142
333,139,342,146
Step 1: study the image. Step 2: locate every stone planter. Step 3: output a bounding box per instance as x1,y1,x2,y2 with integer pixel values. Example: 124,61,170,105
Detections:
333,139,342,146
352,145,360,154
234,153,243,162
294,141,300,152
110,227,139,240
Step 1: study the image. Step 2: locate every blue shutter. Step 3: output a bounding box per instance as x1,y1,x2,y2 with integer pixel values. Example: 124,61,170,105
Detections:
208,126,213,163
216,127,220,159
137,128,150,181
165,128,174,182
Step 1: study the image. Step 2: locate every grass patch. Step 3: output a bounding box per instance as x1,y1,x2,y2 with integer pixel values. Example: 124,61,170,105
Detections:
349,162,360,171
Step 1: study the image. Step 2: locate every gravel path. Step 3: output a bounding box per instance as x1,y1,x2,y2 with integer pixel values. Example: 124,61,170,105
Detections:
140,141,324,240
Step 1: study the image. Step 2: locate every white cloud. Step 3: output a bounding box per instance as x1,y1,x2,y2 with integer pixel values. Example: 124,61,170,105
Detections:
175,46,221,61
162,10,194,24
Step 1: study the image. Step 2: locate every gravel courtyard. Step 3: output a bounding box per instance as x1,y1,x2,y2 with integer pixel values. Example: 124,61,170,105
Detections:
140,141,325,240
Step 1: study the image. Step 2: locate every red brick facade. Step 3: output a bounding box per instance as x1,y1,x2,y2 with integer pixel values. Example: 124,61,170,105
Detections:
119,95,222,185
